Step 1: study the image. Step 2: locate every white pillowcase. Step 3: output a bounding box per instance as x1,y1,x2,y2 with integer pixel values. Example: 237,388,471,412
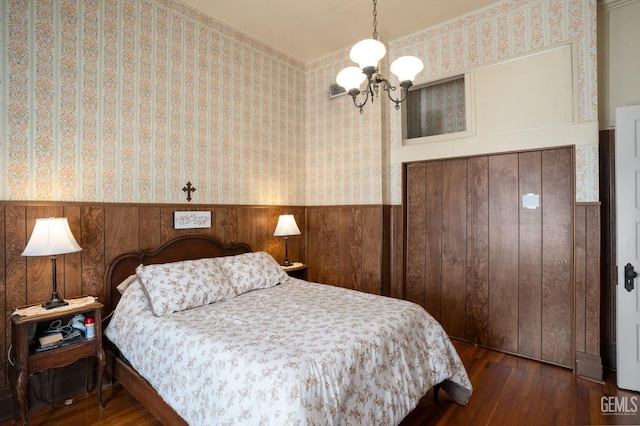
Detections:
116,273,139,295
136,258,236,316
216,251,289,295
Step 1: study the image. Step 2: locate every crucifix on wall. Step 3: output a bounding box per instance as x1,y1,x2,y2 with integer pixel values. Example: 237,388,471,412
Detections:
182,181,196,202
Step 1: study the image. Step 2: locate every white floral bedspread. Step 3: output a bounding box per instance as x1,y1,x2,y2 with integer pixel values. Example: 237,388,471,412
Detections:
105,278,472,426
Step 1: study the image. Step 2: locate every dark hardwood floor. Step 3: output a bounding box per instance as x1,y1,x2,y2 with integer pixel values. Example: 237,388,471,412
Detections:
2,340,638,425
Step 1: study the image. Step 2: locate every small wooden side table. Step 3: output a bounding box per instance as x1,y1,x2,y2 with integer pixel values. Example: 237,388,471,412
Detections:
282,264,308,280
8,300,105,425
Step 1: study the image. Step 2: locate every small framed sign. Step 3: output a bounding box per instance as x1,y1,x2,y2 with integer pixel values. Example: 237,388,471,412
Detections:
173,211,211,229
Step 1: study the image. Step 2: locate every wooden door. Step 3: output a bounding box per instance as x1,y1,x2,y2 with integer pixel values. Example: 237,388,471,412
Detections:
404,147,574,367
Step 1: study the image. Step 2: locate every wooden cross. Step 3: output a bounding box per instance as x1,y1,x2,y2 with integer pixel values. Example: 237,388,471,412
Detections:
182,181,196,202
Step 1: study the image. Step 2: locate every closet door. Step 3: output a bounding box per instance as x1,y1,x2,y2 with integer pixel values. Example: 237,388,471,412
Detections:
405,159,467,336
404,147,574,367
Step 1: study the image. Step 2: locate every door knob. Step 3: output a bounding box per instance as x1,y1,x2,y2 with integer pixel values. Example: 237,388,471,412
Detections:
625,263,637,292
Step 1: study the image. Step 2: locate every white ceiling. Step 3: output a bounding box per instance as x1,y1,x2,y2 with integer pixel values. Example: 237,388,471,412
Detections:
180,0,500,63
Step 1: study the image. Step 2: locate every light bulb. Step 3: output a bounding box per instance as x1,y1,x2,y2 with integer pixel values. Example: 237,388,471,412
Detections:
336,66,366,92
350,39,386,69
390,56,424,83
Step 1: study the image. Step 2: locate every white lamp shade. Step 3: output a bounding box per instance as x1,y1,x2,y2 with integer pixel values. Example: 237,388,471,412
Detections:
350,38,386,69
22,217,82,256
390,56,424,82
336,66,367,92
273,214,301,237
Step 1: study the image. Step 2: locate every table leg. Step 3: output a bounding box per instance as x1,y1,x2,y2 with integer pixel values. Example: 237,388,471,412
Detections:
96,348,105,408
15,369,29,425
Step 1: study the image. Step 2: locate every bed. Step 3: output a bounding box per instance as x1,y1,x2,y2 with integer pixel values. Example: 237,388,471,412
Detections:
103,235,472,426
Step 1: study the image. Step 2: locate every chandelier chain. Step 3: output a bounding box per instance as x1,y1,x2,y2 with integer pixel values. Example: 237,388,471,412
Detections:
372,0,378,40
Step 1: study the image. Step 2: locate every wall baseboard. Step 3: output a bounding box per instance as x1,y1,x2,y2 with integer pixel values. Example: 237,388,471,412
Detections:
576,351,604,383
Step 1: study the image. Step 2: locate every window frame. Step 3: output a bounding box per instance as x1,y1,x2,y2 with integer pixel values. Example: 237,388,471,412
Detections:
401,72,475,146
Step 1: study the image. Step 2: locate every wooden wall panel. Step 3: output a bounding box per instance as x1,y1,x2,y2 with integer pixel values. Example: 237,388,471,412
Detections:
488,154,519,353
441,159,468,337
468,157,489,346
389,205,404,299
541,148,574,367
319,208,340,285
306,208,318,281
575,205,587,354
337,208,362,290
350,208,363,291
227,207,240,243
139,206,162,250
289,210,306,264
80,206,104,301
585,205,600,356
518,151,543,359
362,207,381,295
254,208,271,253
5,206,27,388
105,206,139,265
425,162,443,320
337,209,350,289
305,205,384,295
575,203,601,357
0,208,5,388
381,206,391,296
236,207,256,248
405,163,427,306
63,206,82,298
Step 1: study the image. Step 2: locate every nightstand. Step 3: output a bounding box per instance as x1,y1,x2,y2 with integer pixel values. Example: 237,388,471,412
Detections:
8,300,105,425
282,264,308,280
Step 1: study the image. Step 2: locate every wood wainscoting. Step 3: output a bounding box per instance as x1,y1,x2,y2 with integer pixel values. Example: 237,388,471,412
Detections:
306,206,385,295
0,202,399,419
575,202,602,381
0,194,601,418
304,204,404,299
0,203,305,390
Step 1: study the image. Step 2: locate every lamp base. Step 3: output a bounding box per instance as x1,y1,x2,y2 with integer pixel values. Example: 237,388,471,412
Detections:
42,298,68,310
281,260,292,267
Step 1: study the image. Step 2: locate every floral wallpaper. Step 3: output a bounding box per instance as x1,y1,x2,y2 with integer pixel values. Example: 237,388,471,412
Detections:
389,0,599,203
304,0,599,204
303,50,385,206
0,0,598,205
0,0,305,204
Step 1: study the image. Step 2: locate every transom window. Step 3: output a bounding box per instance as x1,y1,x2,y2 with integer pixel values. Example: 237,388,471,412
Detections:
405,76,466,139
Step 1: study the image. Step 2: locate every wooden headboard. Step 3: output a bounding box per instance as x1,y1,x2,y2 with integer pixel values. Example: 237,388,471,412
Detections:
104,235,251,314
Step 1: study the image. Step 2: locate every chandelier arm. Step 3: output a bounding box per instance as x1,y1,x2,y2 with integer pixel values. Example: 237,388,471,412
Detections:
354,91,370,114
382,79,412,110
347,88,370,114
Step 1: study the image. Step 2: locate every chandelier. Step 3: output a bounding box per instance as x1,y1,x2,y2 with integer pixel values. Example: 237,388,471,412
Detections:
336,0,424,114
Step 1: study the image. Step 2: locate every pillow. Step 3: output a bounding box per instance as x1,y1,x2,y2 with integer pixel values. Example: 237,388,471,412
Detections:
116,273,139,295
216,251,289,295
135,258,236,316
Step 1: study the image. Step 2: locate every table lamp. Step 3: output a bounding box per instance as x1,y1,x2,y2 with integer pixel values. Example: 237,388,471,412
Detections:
21,217,82,309
273,214,301,266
